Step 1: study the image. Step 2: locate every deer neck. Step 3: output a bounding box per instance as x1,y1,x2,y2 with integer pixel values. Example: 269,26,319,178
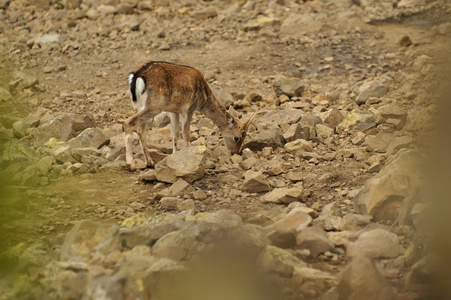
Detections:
200,94,233,132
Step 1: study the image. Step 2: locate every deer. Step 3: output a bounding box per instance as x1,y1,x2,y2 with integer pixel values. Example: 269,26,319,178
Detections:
124,60,257,171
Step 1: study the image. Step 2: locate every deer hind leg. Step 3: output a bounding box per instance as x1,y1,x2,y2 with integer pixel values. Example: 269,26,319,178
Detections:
169,112,180,153
124,108,157,171
180,111,193,149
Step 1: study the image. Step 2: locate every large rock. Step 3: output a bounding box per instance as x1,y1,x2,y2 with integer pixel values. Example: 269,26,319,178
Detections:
209,84,234,108
257,245,306,277
353,150,424,221
347,228,400,259
155,146,207,183
355,80,388,105
262,186,304,204
265,211,312,248
258,109,303,126
35,113,95,147
60,220,120,262
338,255,397,300
362,132,394,153
273,77,305,98
243,128,285,151
67,128,110,149
242,170,271,193
296,227,335,257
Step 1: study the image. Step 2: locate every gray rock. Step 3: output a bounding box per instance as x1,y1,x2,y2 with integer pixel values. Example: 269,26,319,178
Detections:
155,146,207,183
262,186,304,204
265,211,312,248
284,139,312,153
60,220,120,262
312,215,344,231
354,150,424,221
320,108,345,126
315,124,334,139
35,34,65,46
296,227,334,257
338,255,397,300
355,80,388,105
242,170,271,193
273,77,305,98
0,87,12,102
160,197,182,210
362,132,394,153
67,128,110,149
35,113,95,147
190,6,217,20
347,228,400,258
341,214,373,231
243,128,285,151
209,84,234,108
283,123,304,142
386,136,413,156
51,145,77,164
120,220,179,249
257,245,305,277
151,228,199,261
258,109,303,126
152,112,171,128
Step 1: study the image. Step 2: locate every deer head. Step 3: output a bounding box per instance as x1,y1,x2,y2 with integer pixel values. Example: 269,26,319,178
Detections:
222,107,258,155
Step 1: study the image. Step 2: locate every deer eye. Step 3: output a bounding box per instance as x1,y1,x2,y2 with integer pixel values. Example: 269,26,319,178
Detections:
233,136,240,142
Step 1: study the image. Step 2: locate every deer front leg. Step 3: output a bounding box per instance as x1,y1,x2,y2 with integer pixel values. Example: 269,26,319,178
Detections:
180,112,193,149
124,108,156,171
169,112,180,153
137,122,154,168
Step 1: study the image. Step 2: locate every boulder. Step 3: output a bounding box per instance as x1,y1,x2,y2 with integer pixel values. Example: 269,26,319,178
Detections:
155,146,207,183
296,227,334,257
347,228,400,259
362,132,394,153
273,77,305,98
257,245,306,277
353,150,424,221
35,113,95,147
262,186,304,205
243,128,285,151
242,170,271,193
67,128,109,149
265,211,312,248
355,80,388,105
60,220,121,262
338,255,397,300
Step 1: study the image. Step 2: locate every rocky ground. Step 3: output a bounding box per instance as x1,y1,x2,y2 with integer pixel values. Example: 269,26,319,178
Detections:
0,0,450,299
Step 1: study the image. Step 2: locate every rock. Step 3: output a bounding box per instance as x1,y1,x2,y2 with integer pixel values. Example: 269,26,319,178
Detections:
35,34,65,46
151,229,199,261
265,211,312,248
316,124,334,139
138,170,157,181
341,214,373,231
406,254,437,287
283,123,304,142
119,15,140,30
35,114,95,147
280,13,321,35
347,228,400,258
376,104,407,125
70,147,100,162
243,17,280,32
190,6,217,20
338,110,375,132
312,215,344,231
177,199,196,212
258,110,303,126
296,227,334,257
284,139,313,153
60,220,120,262
362,132,394,153
152,112,171,128
320,108,345,126
66,128,110,149
243,128,285,151
354,150,424,221
36,156,54,175
168,179,192,196
355,80,388,105
399,35,412,47
51,145,77,164
257,245,306,277
155,146,207,183
242,170,271,193
262,186,304,205
338,255,397,300
160,197,182,211
273,77,305,98
0,87,12,102
386,136,413,156
209,84,233,108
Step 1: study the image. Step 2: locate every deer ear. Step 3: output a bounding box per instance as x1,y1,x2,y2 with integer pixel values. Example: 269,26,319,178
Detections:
228,106,238,118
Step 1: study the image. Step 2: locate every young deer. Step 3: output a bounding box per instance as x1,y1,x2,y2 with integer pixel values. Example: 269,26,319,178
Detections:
124,60,257,171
